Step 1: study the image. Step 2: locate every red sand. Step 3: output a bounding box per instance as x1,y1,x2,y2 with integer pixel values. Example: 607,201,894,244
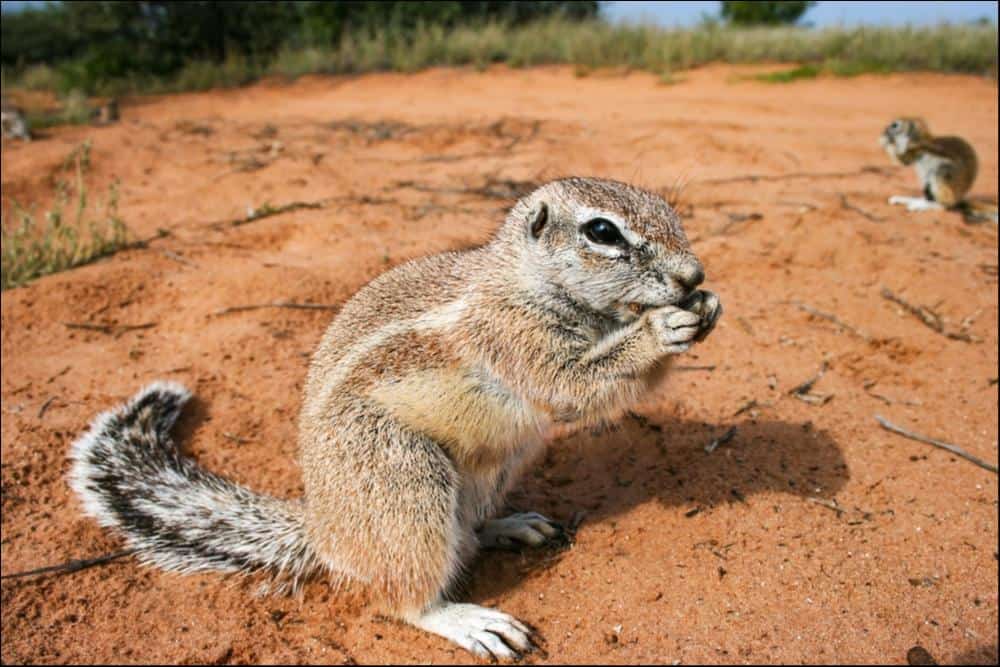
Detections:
2,64,997,664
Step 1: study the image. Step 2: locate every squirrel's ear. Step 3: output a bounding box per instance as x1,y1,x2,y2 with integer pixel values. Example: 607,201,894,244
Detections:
528,201,549,239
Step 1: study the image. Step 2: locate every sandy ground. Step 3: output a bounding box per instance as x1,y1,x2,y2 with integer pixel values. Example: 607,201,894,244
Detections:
1,64,997,665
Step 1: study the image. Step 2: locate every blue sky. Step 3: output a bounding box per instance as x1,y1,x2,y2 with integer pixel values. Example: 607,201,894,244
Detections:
2,0,998,25
603,1,999,26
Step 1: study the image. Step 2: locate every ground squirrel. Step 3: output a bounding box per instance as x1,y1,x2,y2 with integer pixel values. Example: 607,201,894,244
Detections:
69,177,722,660
1,98,31,141
880,117,997,223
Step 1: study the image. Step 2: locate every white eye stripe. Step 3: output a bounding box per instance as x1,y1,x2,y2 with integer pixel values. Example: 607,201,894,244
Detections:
583,241,625,258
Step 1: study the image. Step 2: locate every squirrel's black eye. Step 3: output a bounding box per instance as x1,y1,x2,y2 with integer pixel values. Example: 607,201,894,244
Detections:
583,218,625,246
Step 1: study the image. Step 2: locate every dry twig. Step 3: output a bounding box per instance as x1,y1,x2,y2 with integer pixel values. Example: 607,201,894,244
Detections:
838,193,885,222
0,549,137,581
65,322,156,337
705,426,737,453
37,396,57,419
733,399,771,417
698,165,894,186
232,200,325,227
788,361,832,405
793,301,872,342
875,415,997,474
807,496,845,515
213,302,340,316
880,287,978,342
395,177,538,201
46,365,71,383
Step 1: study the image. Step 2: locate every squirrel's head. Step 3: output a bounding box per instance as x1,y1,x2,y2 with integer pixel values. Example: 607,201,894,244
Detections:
509,177,704,323
880,117,930,165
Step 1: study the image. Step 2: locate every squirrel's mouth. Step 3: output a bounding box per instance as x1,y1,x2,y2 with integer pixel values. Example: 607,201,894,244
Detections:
621,289,703,318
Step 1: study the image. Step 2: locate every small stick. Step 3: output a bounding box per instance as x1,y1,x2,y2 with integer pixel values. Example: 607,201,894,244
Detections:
65,322,114,333
0,549,137,581
121,229,171,251
411,151,497,164
697,166,894,186
793,301,872,342
233,200,324,227
839,193,885,223
46,365,71,383
881,287,943,330
673,364,717,372
867,391,893,405
788,361,828,396
875,415,997,474
37,396,57,419
880,287,977,343
788,361,833,405
65,322,156,337
807,496,845,515
705,426,737,454
733,399,772,417
793,392,832,406
200,200,328,228
213,302,340,316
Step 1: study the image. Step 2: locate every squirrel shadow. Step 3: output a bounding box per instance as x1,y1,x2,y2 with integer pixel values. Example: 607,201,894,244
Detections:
466,412,849,601
951,644,998,665
172,395,849,608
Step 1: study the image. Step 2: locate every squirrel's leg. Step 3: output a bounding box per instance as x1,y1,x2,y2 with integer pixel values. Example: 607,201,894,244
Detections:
394,504,535,660
928,181,959,208
303,407,535,660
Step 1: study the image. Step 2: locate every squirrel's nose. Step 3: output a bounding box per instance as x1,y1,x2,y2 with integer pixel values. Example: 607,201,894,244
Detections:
673,260,705,291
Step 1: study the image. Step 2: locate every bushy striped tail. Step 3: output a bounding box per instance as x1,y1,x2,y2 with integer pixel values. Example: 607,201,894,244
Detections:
68,381,320,588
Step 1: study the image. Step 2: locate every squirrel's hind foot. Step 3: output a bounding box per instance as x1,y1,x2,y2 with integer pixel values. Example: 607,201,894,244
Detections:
478,512,566,551
409,602,535,661
888,195,944,212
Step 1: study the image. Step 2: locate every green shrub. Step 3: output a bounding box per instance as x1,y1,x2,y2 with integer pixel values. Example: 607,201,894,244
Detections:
3,19,997,103
2,143,129,290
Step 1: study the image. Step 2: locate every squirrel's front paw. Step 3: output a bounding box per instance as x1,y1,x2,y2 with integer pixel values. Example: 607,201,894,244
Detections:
648,306,702,354
680,289,723,342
